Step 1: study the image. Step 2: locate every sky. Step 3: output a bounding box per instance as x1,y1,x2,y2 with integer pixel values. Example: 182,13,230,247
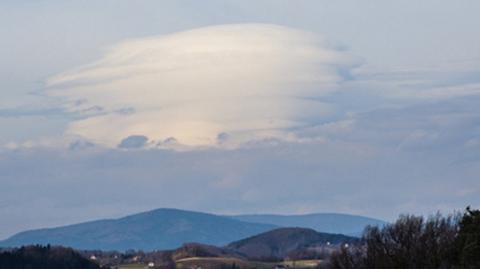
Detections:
1,0,480,239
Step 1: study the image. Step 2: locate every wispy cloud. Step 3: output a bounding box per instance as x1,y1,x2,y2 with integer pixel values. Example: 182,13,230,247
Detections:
350,63,480,101
0,107,65,118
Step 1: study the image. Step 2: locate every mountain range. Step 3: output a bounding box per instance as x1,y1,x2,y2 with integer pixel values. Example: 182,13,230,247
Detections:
0,208,385,251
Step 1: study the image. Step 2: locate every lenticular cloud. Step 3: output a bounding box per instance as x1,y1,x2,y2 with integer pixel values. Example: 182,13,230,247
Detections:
47,24,355,148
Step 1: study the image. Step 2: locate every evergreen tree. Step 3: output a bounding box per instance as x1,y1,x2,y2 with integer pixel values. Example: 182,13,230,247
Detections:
455,207,480,268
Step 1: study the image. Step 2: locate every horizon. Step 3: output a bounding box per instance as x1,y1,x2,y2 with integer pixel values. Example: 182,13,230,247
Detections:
1,0,479,241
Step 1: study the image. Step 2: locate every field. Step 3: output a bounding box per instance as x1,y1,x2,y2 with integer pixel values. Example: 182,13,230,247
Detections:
118,263,148,269
118,257,323,269
176,257,323,269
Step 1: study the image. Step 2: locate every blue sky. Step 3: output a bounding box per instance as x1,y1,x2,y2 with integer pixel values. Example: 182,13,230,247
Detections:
1,0,480,239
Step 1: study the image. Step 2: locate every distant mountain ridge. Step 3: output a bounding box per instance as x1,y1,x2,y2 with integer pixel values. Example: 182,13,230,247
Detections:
0,208,385,251
229,213,386,236
0,208,276,251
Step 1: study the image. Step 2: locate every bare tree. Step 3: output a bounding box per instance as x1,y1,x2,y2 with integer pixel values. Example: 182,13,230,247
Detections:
330,213,459,269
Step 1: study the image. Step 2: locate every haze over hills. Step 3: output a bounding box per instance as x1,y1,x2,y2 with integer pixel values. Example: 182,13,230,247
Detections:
0,208,384,251
229,213,386,236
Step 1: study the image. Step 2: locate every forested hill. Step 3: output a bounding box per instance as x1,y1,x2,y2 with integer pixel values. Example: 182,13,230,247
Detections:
0,245,104,269
226,227,358,259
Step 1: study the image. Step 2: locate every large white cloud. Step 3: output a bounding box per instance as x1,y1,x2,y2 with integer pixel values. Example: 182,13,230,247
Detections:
47,24,355,147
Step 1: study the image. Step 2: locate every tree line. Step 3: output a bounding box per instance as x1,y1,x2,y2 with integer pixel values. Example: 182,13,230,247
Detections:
330,207,480,269
0,245,106,269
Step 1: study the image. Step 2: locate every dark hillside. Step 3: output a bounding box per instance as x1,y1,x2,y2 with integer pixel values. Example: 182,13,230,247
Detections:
0,245,104,269
172,243,243,260
226,227,357,259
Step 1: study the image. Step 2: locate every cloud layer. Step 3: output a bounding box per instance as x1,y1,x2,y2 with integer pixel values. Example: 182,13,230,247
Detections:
2,1,480,240
47,24,355,148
